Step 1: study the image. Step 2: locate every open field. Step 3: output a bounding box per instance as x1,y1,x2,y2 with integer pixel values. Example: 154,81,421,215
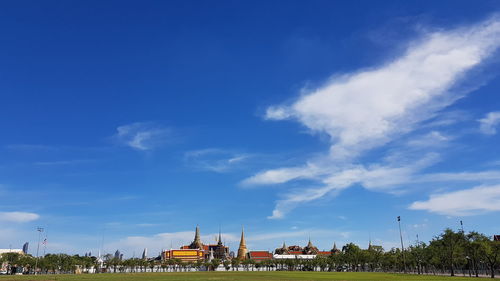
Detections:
0,272,488,281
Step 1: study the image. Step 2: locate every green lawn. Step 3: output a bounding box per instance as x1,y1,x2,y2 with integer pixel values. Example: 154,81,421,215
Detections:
0,272,485,281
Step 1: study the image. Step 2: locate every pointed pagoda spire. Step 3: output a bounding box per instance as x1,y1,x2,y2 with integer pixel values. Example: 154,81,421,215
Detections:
195,225,201,241
218,226,223,246
307,237,314,248
237,226,248,260
190,225,204,249
304,237,318,254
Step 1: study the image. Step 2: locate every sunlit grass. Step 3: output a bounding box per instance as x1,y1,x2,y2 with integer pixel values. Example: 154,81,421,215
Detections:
0,271,483,281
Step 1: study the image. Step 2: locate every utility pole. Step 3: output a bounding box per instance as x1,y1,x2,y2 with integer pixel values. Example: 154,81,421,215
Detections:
34,227,44,275
397,216,406,273
460,220,464,233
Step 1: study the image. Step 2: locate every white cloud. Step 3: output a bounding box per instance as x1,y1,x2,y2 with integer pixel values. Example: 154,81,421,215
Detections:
267,154,439,219
0,212,40,223
479,111,500,135
184,149,250,173
409,184,500,216
266,18,500,160
246,17,500,219
115,122,171,151
241,162,324,186
406,131,450,147
417,170,500,183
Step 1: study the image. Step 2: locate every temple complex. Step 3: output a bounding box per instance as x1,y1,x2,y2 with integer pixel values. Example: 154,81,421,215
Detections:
162,225,338,263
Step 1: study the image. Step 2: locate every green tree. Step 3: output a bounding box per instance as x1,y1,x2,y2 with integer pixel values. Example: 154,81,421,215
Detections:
482,238,500,278
231,258,241,271
343,243,362,271
432,228,465,276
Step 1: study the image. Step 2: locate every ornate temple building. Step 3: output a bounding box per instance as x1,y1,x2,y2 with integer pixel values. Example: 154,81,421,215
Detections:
164,225,206,262
178,226,229,260
331,242,340,254
236,227,248,260
207,229,230,260
303,239,319,255
274,239,333,258
248,251,273,261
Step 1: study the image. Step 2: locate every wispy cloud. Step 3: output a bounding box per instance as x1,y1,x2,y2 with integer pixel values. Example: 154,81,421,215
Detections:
115,122,171,151
0,211,40,223
409,184,500,216
33,159,96,166
479,111,500,135
245,17,500,219
184,148,250,173
406,131,450,148
5,144,56,151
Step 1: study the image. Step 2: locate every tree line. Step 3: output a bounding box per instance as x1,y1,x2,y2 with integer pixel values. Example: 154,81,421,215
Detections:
1,228,499,277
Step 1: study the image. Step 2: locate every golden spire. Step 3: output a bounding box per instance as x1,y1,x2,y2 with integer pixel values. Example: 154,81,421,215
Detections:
237,226,248,260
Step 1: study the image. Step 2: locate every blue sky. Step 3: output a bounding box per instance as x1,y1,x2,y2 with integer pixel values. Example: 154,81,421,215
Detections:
2,0,500,257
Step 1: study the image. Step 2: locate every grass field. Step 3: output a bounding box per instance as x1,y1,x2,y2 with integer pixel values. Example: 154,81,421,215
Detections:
0,272,486,281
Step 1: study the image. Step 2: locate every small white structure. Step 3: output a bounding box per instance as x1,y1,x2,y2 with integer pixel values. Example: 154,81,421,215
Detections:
0,249,24,255
273,254,316,260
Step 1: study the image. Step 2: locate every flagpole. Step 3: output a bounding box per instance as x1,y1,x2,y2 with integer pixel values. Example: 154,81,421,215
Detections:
43,236,47,256
397,216,406,273
34,227,44,275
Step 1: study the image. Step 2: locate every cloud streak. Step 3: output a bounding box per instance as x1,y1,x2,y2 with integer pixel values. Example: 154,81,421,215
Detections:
479,111,500,135
409,184,500,216
0,212,40,223
246,17,500,219
184,149,250,173
115,122,171,151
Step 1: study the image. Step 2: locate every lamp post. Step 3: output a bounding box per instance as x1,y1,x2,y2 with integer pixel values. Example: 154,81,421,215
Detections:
466,256,471,277
34,227,44,275
397,216,406,273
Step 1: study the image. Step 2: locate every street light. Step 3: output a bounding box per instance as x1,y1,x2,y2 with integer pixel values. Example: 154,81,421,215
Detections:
397,216,406,273
34,227,44,275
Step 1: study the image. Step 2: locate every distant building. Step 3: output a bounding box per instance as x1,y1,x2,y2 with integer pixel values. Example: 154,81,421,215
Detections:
180,226,230,260
162,249,204,262
208,230,229,260
273,254,316,260
22,242,29,254
368,241,383,252
142,248,147,260
273,239,331,259
331,242,340,254
114,250,121,260
0,249,24,256
248,251,273,261
303,239,319,255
